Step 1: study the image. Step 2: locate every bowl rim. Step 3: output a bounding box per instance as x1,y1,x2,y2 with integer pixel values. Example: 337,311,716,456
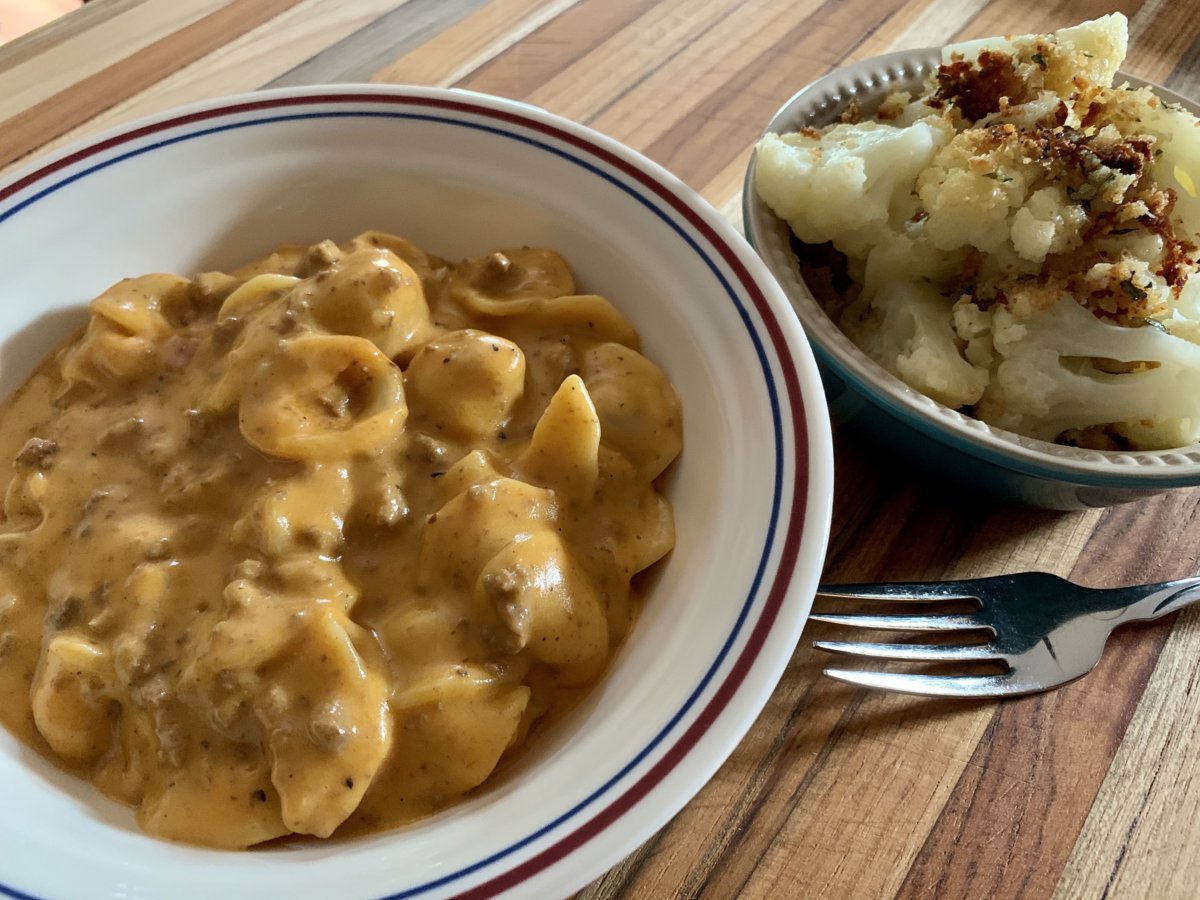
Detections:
0,83,835,899
743,47,1200,488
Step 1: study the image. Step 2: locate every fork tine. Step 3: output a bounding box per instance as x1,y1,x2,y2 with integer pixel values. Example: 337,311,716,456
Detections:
808,612,986,632
823,668,1039,698
813,640,1001,662
817,581,982,602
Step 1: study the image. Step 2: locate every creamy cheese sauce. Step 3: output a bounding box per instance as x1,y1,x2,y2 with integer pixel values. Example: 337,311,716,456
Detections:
0,232,681,847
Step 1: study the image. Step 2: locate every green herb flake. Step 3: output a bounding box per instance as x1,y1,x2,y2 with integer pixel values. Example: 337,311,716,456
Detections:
1120,278,1149,302
1031,52,1048,69
984,171,1013,183
1110,227,1137,235
1155,148,1164,158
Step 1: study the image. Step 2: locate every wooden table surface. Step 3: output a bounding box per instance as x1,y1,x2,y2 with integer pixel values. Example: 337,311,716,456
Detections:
3,0,1200,897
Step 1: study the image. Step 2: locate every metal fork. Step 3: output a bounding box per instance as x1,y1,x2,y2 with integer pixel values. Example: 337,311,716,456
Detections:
811,572,1200,698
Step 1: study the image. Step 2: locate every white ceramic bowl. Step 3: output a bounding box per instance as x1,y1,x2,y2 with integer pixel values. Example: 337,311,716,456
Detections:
744,50,1200,509
0,86,833,899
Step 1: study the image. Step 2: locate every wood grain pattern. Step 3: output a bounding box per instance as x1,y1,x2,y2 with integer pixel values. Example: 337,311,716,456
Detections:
0,0,217,117
850,0,979,63
1129,0,1200,84
1055,610,1200,899
0,0,119,72
3,0,403,172
368,0,587,89
0,0,307,167
2,1,1200,897
270,0,493,87
896,490,1200,900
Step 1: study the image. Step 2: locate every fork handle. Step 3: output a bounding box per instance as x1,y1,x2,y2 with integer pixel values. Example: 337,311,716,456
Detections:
1118,576,1200,624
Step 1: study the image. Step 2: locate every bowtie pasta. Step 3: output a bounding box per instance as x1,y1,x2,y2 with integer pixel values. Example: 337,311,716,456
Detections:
756,13,1200,450
0,231,681,847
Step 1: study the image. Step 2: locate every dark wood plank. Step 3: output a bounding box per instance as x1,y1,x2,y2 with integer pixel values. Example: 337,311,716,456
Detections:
457,0,657,98
895,488,1200,899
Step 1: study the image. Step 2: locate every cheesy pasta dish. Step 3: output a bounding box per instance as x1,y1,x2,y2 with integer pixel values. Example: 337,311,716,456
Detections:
0,231,681,847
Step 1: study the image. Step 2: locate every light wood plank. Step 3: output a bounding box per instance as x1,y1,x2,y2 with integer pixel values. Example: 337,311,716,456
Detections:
0,0,81,46
266,0,489,86
0,0,223,120
0,0,139,73
2,0,404,173
0,0,309,168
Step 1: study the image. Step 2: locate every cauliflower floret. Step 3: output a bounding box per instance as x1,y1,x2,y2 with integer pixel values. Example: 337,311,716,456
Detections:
1009,210,1056,263
918,135,1089,265
1118,417,1197,449
851,280,988,408
917,131,1043,255
1140,103,1200,235
919,167,1013,254
953,299,997,368
1083,258,1171,319
863,230,968,287
755,119,950,250
943,13,1127,99
1010,187,1087,263
1167,277,1200,343
1047,13,1128,85
978,92,1062,130
982,353,1200,447
978,299,1200,444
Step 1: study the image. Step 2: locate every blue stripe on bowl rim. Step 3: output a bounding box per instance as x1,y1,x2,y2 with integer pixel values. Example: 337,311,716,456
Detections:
0,89,813,900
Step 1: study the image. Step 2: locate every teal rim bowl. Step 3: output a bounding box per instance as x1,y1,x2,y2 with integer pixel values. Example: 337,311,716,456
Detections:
743,48,1200,509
